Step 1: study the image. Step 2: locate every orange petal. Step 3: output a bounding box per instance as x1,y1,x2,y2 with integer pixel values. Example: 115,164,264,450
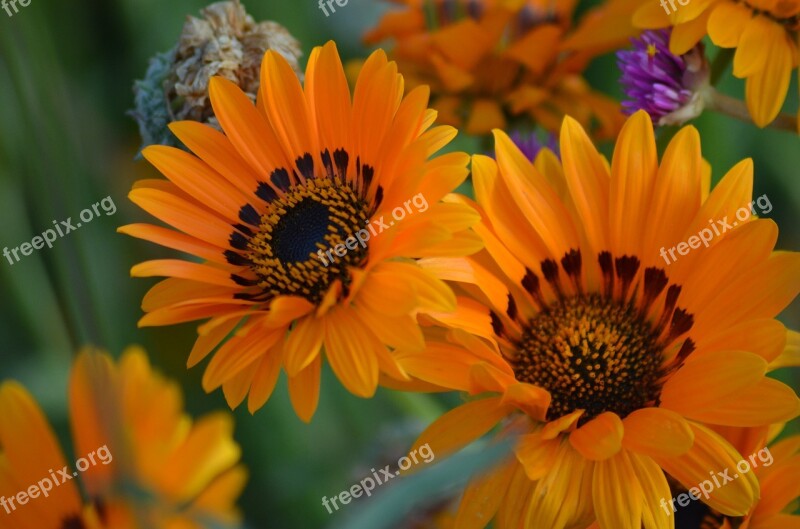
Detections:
323,309,379,398
454,457,518,529
411,397,512,459
609,111,657,257
261,50,319,165
560,115,610,254
288,355,322,422
622,407,694,457
209,76,290,176
570,412,624,461
660,350,767,414
681,377,800,426
0,382,81,526
284,315,325,376
131,259,237,287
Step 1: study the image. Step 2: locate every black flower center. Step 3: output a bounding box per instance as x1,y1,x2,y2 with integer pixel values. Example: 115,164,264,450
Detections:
513,293,664,424
243,178,370,303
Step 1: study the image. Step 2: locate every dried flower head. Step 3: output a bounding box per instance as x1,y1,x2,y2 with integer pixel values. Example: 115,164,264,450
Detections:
131,0,302,152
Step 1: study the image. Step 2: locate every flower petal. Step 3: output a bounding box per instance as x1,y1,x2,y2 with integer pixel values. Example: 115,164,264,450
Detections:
622,407,694,457
570,412,624,461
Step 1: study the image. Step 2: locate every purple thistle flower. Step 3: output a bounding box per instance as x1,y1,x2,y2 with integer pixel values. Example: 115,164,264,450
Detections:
617,29,709,126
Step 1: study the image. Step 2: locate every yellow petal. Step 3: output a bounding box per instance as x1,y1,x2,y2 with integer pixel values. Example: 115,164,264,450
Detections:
745,32,793,127
733,16,774,78
527,441,595,529
669,10,711,55
707,2,752,47
653,422,759,516
592,450,644,529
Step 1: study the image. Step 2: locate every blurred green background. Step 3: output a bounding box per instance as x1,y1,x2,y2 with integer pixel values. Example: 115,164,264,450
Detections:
0,1,798,528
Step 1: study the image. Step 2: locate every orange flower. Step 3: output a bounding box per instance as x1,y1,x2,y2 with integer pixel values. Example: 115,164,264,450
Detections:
365,0,639,136
0,347,246,529
121,41,478,420
397,110,800,528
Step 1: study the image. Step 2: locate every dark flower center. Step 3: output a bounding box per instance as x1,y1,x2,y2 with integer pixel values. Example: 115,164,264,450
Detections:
244,178,370,303
513,293,664,424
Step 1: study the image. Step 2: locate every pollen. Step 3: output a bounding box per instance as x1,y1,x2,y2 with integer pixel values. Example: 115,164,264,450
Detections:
232,176,371,304
512,293,664,424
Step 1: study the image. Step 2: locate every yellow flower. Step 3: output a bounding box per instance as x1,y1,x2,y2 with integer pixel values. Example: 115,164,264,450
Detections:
121,41,478,420
634,0,800,129
398,110,800,528
0,347,245,529
365,0,638,136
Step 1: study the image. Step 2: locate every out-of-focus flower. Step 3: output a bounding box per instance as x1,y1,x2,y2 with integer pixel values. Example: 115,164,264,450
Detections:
130,0,302,151
618,29,709,126
365,0,637,137
634,0,800,130
0,347,246,529
120,41,479,421
398,111,800,528
506,129,559,160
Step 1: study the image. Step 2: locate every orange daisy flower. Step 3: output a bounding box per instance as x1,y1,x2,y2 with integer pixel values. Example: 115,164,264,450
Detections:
634,0,800,129
0,347,245,529
397,110,800,528
121,41,478,420
364,0,636,136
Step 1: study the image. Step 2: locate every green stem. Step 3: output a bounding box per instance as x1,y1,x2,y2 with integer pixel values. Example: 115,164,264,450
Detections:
709,47,734,86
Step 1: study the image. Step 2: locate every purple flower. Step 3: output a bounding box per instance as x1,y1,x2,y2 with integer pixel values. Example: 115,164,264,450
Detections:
508,130,560,161
617,29,708,126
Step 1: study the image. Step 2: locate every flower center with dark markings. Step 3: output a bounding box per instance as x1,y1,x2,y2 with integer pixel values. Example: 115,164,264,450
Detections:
244,178,370,303
513,293,664,424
